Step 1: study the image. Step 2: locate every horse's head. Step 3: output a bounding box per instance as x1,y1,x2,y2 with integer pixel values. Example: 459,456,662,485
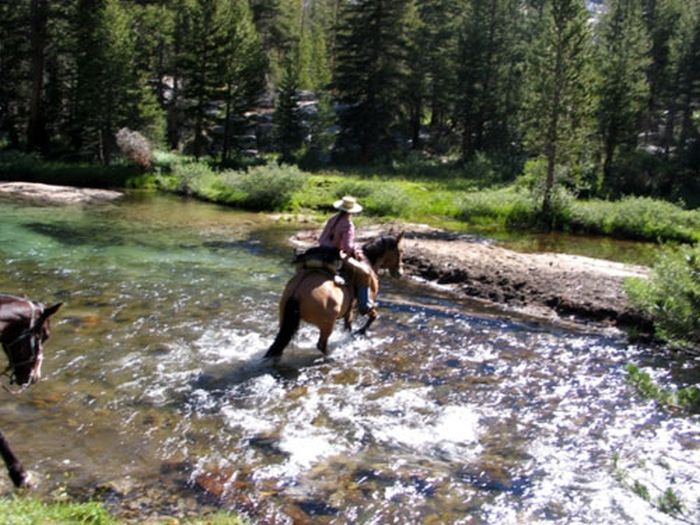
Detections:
362,231,405,278
0,300,62,387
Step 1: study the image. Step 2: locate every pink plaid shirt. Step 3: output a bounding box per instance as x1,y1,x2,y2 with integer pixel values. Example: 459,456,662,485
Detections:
319,212,359,258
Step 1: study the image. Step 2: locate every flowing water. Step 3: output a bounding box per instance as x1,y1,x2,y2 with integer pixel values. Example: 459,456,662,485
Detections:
0,193,698,524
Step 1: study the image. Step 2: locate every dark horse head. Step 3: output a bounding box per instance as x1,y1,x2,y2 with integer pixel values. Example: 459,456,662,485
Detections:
0,295,62,387
362,231,405,278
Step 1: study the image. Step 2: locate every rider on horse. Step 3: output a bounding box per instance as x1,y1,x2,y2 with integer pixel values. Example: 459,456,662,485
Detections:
297,195,374,315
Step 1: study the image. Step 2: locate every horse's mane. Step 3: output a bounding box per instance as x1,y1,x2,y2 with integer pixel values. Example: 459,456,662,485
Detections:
362,235,397,267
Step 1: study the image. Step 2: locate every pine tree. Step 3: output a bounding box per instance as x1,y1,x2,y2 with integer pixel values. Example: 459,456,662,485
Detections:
27,0,50,154
596,0,650,189
671,3,700,169
177,0,229,158
522,0,596,221
249,0,297,84
309,19,332,91
457,0,524,160
333,0,416,162
274,58,304,161
219,0,267,163
415,0,462,135
0,1,30,149
642,0,683,151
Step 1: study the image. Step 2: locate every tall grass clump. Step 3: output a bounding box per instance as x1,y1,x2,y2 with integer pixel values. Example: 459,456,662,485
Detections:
333,180,413,217
625,244,700,349
568,197,700,243
458,187,533,225
0,497,116,524
219,162,307,210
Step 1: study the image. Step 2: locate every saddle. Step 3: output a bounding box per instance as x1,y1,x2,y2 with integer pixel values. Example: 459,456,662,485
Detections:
293,246,342,274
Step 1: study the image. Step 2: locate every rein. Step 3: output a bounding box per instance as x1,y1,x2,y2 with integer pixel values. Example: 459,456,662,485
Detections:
1,301,40,387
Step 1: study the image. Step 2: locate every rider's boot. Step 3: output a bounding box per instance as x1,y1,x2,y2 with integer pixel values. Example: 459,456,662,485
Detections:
358,286,373,315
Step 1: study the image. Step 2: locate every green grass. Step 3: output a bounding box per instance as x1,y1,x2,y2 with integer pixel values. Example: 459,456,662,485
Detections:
625,363,700,413
567,197,700,243
0,497,245,525
0,497,117,525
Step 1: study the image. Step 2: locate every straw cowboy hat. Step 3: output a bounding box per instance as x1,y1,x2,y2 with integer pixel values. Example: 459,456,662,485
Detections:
333,195,363,213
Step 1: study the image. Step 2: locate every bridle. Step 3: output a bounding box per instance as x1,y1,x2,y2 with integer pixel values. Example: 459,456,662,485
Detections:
1,301,41,387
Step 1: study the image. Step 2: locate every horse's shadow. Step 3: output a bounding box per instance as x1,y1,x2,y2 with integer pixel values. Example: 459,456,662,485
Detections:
187,344,340,398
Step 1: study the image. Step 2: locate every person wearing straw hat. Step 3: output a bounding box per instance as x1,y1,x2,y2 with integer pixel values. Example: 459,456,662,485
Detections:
318,195,374,314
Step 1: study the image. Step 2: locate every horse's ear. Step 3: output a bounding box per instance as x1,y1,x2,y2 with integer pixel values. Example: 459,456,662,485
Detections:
397,231,404,242
40,303,63,322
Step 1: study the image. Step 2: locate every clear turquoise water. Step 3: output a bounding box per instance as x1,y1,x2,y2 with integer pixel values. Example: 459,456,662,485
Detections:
0,193,697,524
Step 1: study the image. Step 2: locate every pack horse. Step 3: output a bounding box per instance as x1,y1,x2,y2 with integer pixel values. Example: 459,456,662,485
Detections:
0,295,61,487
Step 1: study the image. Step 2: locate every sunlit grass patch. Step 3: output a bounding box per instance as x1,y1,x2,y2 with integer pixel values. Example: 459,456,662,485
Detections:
0,497,117,525
569,197,700,243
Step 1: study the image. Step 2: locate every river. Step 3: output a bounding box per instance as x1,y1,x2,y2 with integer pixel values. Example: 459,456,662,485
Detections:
0,193,697,524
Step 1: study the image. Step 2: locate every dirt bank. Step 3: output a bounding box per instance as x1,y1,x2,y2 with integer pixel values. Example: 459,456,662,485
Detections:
291,222,652,331
0,181,122,204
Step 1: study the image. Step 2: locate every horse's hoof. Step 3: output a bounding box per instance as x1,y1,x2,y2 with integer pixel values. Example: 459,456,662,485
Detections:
262,354,281,366
11,469,33,489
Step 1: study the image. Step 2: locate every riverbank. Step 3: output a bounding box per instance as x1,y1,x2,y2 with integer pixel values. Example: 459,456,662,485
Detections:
291,222,652,332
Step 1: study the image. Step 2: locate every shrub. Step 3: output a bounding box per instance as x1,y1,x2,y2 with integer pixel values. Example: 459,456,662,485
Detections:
220,162,307,211
115,128,153,168
462,151,498,183
363,183,413,217
170,161,215,195
625,244,700,348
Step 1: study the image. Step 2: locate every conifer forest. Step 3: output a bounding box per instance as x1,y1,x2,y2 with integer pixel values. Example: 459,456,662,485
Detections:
1,0,699,207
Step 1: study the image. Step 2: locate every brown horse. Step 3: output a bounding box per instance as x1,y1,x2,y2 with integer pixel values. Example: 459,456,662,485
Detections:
265,232,404,359
0,295,62,487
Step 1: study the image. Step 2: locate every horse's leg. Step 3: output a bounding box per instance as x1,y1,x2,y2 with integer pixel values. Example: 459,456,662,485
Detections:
343,308,354,331
0,429,29,488
355,308,378,336
316,320,335,355
264,296,301,360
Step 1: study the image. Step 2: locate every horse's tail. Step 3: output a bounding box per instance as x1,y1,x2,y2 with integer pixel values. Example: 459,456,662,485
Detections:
264,296,300,358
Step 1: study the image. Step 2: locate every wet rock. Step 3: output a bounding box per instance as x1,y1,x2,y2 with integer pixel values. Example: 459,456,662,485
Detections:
249,433,287,458
146,343,175,355
194,467,235,500
330,369,359,385
286,385,308,400
282,504,313,525
63,313,102,328
0,182,123,204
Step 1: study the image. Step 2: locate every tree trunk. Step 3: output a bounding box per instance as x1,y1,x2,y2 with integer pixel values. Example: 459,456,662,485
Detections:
27,0,49,154
221,84,233,163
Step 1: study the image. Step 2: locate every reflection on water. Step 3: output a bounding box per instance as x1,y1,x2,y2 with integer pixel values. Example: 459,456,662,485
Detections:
0,193,697,524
